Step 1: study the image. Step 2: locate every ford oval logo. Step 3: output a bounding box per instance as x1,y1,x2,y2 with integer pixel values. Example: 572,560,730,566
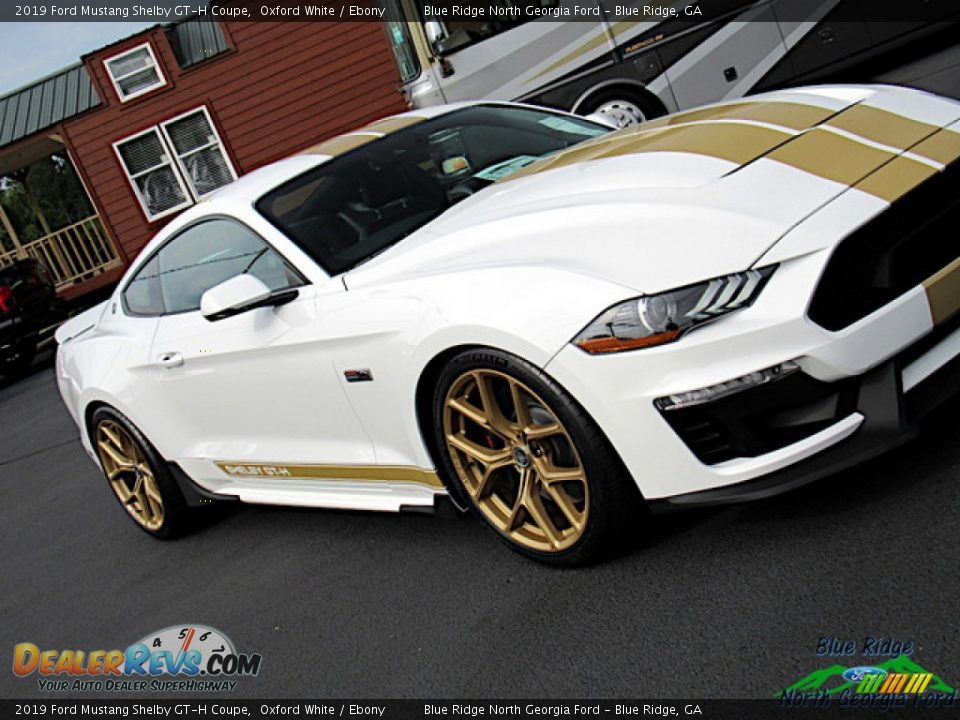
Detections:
843,666,887,683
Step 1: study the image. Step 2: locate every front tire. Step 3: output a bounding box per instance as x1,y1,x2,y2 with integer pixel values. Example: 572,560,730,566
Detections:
578,87,664,128
432,348,643,566
91,407,192,539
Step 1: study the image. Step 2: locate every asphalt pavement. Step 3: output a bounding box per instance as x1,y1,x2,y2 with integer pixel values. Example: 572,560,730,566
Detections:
2,35,960,701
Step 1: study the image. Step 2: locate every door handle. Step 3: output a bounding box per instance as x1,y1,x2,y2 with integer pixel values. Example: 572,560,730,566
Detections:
158,351,184,368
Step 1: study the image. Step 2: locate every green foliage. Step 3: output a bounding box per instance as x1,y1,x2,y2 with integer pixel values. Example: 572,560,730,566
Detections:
0,153,94,245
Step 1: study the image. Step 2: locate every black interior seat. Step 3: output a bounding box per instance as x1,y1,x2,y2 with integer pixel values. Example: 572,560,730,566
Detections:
353,160,448,233
286,177,363,258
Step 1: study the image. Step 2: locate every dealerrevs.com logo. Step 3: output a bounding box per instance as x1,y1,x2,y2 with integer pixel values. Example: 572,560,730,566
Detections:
13,624,262,693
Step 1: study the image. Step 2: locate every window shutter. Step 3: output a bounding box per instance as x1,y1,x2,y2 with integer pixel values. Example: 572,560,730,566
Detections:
105,44,166,101
116,106,235,220
163,110,236,197
116,130,190,219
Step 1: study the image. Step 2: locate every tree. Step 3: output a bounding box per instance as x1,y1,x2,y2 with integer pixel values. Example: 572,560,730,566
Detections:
0,152,94,245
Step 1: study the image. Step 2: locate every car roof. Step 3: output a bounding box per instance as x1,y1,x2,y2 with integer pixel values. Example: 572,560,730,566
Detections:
206,102,483,207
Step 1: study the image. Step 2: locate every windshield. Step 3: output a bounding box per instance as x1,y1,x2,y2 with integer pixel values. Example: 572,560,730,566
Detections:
255,105,610,275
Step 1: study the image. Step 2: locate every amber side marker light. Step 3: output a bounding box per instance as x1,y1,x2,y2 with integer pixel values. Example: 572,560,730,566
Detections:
575,329,682,354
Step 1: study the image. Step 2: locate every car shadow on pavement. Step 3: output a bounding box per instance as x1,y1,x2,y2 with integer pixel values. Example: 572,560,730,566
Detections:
0,345,56,392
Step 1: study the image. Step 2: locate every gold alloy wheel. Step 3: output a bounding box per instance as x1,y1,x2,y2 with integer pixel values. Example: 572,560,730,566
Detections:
442,370,589,552
95,420,164,531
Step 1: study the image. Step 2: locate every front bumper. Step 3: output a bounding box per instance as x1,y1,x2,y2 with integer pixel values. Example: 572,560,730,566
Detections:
545,247,960,503
653,330,960,509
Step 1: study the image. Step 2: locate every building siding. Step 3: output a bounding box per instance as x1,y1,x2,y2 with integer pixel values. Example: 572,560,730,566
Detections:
62,21,405,264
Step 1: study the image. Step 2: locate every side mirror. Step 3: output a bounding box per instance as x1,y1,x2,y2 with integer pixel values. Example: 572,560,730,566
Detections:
200,274,298,322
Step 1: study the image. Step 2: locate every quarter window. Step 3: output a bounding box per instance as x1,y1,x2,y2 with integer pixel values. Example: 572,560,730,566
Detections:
123,255,163,316
122,219,303,316
104,43,166,102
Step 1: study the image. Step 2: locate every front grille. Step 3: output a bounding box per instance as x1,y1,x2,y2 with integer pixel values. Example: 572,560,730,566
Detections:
808,160,960,331
659,372,857,465
665,414,737,464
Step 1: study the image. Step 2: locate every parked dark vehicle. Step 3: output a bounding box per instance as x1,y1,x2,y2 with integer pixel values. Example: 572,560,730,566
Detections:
0,259,66,376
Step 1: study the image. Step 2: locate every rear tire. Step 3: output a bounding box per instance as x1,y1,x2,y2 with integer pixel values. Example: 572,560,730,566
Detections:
432,348,644,566
90,406,192,540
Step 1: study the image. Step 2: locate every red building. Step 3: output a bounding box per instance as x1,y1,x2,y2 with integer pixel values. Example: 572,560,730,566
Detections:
0,19,405,300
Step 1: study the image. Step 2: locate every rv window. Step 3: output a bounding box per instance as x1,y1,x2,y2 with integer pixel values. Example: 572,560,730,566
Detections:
382,8,420,82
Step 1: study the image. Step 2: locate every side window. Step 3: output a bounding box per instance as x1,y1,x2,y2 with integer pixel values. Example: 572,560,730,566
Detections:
158,219,301,314
123,220,302,316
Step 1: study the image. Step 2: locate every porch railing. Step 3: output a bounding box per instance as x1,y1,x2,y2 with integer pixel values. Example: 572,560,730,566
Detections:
0,215,121,289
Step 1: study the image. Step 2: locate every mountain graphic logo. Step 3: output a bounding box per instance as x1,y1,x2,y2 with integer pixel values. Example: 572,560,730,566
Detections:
780,655,956,697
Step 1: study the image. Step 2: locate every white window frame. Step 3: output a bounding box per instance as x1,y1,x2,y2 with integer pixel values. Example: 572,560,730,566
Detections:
104,42,167,103
114,106,237,222
159,106,238,200
113,126,193,222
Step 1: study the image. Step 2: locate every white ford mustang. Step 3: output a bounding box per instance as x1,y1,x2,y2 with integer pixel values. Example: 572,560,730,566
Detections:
56,85,960,564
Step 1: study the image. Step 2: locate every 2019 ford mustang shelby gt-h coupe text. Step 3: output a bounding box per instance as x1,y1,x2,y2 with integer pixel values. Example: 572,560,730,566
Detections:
56,85,960,564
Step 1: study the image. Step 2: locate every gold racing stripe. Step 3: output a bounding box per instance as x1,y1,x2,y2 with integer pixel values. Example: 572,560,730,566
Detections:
826,104,939,152
302,116,427,156
301,115,426,157
853,156,938,203
215,461,443,488
313,101,955,209
302,133,379,157
503,110,955,205
605,122,792,164
923,257,960,326
910,127,960,165
361,115,426,134
641,100,835,132
505,121,792,181
766,128,896,188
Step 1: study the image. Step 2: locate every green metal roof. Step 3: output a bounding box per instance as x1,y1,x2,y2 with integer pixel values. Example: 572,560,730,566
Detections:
0,18,226,152
0,64,101,149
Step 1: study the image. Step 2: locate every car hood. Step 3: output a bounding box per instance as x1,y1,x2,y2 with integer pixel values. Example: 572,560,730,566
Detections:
347,86,960,295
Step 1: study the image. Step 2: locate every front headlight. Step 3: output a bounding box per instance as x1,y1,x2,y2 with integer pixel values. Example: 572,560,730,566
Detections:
573,266,776,354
